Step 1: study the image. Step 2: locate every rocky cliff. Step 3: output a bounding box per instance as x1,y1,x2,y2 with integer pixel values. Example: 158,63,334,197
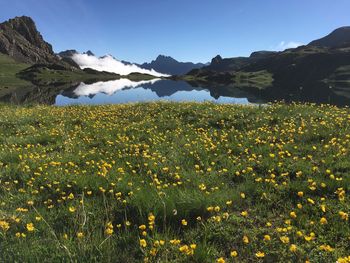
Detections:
0,16,60,64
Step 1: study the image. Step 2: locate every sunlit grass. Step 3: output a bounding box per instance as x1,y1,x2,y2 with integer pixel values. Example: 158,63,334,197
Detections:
0,102,350,262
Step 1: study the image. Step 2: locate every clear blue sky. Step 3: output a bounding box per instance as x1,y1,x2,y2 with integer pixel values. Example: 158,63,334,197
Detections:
1,0,349,63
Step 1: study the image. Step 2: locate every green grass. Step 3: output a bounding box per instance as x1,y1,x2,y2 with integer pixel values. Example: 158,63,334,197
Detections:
0,102,350,262
0,54,31,89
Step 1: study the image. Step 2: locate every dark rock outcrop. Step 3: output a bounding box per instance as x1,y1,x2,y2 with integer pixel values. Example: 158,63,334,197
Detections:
58,49,79,58
0,16,61,64
84,50,95,56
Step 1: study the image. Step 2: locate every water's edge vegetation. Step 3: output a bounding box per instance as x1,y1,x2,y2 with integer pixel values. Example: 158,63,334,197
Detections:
0,102,350,262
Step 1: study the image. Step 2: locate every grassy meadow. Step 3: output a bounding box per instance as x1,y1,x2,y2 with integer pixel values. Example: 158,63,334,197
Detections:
0,102,350,262
0,54,31,89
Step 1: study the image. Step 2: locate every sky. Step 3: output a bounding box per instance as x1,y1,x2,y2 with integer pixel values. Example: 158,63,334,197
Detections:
1,0,349,64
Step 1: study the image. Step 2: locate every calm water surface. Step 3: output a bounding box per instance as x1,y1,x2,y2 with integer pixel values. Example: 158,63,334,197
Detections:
1,78,349,106
55,79,250,106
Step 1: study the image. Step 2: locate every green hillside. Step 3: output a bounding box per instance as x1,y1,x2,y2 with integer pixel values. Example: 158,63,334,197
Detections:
0,54,31,89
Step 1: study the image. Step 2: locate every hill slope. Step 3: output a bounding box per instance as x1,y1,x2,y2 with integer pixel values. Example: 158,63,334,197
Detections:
308,26,350,48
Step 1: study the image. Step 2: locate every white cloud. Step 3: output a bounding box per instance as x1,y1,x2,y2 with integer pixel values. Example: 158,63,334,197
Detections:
275,41,304,51
73,78,160,96
72,53,168,77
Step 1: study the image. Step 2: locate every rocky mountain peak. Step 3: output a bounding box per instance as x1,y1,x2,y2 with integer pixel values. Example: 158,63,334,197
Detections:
84,50,95,56
211,55,223,64
0,16,57,64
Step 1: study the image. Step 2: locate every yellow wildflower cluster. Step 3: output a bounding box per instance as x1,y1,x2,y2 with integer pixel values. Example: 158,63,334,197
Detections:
0,103,349,261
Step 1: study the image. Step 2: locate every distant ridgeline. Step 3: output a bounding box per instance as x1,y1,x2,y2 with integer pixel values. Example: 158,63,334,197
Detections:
138,55,208,75
185,27,350,98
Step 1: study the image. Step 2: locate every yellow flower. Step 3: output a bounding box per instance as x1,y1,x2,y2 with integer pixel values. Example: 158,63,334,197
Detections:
337,256,350,263
170,239,181,245
339,211,349,221
304,232,315,242
150,248,157,256
139,239,147,247
243,235,249,244
289,244,297,252
181,219,188,226
105,222,114,236
280,236,290,244
69,206,76,213
0,220,10,232
290,211,297,218
319,244,334,252
255,251,265,258
15,232,26,238
77,232,84,238
241,211,248,217
296,171,303,177
230,250,238,257
263,235,271,241
26,223,35,232
179,245,188,253
139,224,146,230
320,217,328,225
307,198,315,205
216,257,226,263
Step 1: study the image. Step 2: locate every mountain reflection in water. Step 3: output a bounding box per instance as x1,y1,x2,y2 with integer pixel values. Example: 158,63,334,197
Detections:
56,79,250,105
1,78,349,106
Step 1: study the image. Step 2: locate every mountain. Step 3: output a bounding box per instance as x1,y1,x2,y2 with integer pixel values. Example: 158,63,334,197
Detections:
186,27,350,98
308,27,350,48
140,55,207,75
0,16,60,64
0,16,161,89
